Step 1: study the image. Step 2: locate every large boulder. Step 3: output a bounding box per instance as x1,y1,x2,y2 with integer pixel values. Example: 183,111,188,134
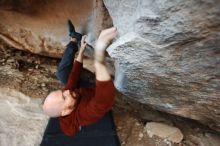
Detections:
0,87,48,146
0,0,112,58
104,0,220,131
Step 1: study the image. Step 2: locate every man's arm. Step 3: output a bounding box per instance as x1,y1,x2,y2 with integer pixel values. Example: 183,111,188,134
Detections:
77,27,118,125
64,36,87,91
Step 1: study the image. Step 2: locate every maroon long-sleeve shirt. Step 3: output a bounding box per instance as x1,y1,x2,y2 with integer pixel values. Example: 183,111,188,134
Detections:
59,61,116,136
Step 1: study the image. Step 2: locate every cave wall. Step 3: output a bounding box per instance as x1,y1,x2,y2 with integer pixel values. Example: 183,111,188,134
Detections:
0,0,112,57
104,0,220,131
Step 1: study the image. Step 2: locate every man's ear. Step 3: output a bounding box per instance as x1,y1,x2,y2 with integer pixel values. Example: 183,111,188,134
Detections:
61,108,72,117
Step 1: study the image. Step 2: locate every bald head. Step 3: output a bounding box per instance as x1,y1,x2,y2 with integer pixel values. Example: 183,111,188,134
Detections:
43,90,77,117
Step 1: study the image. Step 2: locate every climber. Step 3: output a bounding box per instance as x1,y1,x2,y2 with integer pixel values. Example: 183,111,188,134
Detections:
40,20,121,146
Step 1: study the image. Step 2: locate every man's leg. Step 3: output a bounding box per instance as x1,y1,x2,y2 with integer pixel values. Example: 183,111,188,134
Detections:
56,41,78,85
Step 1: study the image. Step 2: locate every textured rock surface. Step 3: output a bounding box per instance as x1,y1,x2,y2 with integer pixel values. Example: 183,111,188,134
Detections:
0,0,112,58
0,88,48,146
104,0,220,131
145,122,183,143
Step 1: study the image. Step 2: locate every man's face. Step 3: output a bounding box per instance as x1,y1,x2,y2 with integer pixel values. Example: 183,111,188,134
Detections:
43,90,78,117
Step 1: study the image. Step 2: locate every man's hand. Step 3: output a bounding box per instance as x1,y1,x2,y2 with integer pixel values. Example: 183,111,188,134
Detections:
95,27,117,63
79,35,87,55
97,27,117,46
76,35,87,63
94,27,117,81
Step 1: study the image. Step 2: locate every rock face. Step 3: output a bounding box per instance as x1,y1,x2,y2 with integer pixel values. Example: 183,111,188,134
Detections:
0,0,112,58
0,88,48,146
104,0,220,131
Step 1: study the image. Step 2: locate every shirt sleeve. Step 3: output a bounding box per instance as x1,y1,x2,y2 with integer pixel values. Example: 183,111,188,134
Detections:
77,79,116,126
64,60,83,91
59,79,115,136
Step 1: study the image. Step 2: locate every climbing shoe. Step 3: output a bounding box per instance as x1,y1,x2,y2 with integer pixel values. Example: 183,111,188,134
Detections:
67,19,82,42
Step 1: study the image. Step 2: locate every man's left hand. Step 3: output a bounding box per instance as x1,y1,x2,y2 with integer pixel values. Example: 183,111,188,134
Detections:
79,35,87,54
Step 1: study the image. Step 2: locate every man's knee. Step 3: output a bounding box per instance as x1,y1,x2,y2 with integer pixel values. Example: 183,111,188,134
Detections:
56,71,68,85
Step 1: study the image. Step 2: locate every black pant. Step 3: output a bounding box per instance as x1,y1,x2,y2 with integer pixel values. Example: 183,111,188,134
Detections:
40,42,121,146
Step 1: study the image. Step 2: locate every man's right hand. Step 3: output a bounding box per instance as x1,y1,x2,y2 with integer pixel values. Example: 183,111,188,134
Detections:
95,27,117,63
94,27,117,81
97,27,117,47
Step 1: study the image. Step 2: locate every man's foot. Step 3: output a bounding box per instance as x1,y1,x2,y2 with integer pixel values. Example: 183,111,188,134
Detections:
67,19,75,34
67,19,82,42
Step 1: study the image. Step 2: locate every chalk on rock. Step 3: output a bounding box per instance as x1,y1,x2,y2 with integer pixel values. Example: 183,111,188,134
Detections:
144,122,183,143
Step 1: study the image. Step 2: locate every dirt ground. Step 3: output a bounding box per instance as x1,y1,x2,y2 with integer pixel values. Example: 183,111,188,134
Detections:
0,46,220,146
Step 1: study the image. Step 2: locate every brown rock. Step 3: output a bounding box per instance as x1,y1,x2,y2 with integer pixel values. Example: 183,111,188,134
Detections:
0,0,112,58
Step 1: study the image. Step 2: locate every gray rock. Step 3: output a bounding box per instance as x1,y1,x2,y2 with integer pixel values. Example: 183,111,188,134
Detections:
0,88,48,146
104,0,220,131
145,122,183,143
